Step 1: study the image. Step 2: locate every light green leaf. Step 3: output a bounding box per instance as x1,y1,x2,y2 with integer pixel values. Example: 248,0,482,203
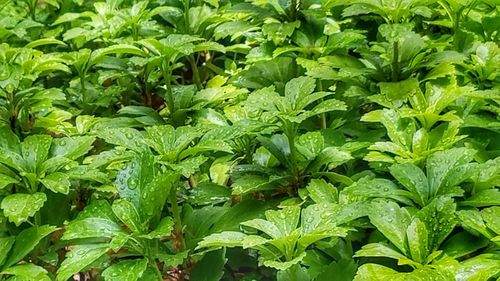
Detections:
50,136,95,160
40,172,70,194
461,189,500,207
21,135,52,173
1,193,47,226
141,217,174,239
354,243,417,267
25,38,66,49
457,209,492,239
390,163,428,206
0,175,19,190
426,148,476,197
56,244,109,281
196,232,247,249
97,128,146,152
263,252,306,271
62,218,124,240
101,259,148,281
0,237,15,266
305,99,347,118
416,197,456,250
368,201,411,255
406,218,428,264
284,76,316,109
1,264,50,281
90,44,146,66
305,179,338,203
266,206,301,237
482,207,500,234
456,254,500,281
112,199,144,234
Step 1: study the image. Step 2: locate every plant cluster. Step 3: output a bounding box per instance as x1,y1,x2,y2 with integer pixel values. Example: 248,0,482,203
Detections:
0,0,499,280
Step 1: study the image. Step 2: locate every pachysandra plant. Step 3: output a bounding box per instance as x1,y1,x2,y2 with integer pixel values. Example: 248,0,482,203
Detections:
0,0,498,280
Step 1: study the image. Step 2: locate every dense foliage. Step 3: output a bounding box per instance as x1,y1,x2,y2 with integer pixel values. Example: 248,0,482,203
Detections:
0,0,499,280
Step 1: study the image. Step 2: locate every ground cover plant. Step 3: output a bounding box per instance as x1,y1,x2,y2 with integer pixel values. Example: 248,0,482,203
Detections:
0,0,499,280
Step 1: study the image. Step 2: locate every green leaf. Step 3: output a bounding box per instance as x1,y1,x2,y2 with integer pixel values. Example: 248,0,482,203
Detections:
0,237,15,266
214,21,259,41
316,258,357,281
0,175,19,190
90,44,146,66
263,252,307,271
50,136,95,160
284,76,316,109
3,225,58,268
190,249,226,281
141,217,173,239
296,132,325,160
196,231,247,249
56,244,109,281
307,147,352,172
368,201,411,255
0,126,20,152
378,78,420,102
456,254,500,281
266,206,301,237
426,148,476,197
355,261,457,281
406,218,428,264
482,206,500,234
21,135,52,173
441,231,489,259
416,197,456,250
354,243,417,267
25,38,66,49
389,163,428,206
461,189,500,207
40,172,70,194
1,193,47,226
305,179,338,203
457,209,492,238
145,125,202,161
112,199,144,234
62,217,124,240
101,259,148,281
97,128,146,152
304,98,347,118
1,264,50,281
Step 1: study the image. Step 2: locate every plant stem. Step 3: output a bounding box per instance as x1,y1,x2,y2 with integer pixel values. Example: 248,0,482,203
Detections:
318,81,326,129
188,55,202,90
391,41,399,82
34,212,41,226
284,122,299,183
184,0,190,34
290,0,299,20
163,64,175,115
169,185,185,252
150,258,163,280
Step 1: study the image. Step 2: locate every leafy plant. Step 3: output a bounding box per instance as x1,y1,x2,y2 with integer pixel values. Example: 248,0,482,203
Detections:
0,0,498,280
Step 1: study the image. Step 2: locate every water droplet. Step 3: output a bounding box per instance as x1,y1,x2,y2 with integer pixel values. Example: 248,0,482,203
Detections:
128,179,138,189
